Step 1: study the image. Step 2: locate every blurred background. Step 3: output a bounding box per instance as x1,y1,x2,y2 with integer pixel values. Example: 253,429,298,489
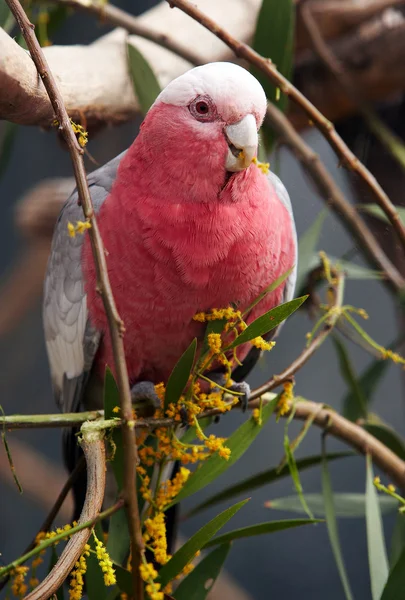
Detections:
1,1,405,598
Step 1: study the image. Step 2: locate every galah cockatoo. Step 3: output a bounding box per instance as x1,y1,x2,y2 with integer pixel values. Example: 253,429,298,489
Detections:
43,62,297,505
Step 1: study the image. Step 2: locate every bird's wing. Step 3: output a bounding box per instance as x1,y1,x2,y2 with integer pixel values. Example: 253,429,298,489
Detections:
43,152,125,413
232,170,297,383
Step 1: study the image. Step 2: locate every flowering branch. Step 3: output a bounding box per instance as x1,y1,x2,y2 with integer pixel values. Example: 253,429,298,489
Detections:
166,0,405,263
4,0,144,595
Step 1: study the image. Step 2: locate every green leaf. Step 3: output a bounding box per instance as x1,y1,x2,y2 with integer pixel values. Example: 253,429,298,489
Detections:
127,43,161,114
390,512,405,568
252,0,295,147
0,122,17,180
186,451,352,517
304,253,383,282
228,297,307,349
322,441,354,600
333,337,367,422
381,548,405,599
283,430,313,519
243,267,294,316
173,543,231,600
363,423,405,462
366,455,389,600
266,493,397,517
158,500,248,587
204,518,321,548
164,338,197,412
296,211,327,292
343,359,389,421
87,525,108,600
169,395,279,506
107,508,130,566
114,563,133,595
361,204,405,226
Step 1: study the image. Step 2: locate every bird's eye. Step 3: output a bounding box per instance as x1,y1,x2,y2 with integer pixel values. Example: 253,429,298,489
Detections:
196,101,209,114
189,96,216,121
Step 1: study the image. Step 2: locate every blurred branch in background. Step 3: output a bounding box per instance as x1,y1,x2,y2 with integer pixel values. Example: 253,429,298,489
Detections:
2,0,405,129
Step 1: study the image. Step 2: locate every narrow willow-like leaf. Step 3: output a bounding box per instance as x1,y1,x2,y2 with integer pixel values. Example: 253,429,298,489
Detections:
333,337,367,422
228,297,307,349
381,548,405,599
186,451,352,517
169,395,278,506
363,423,405,462
304,253,383,281
127,43,161,114
295,211,327,291
366,456,389,600
243,267,294,316
322,441,354,600
158,500,248,587
267,493,397,517
343,360,388,422
390,513,405,568
164,338,197,411
252,0,294,148
107,508,130,566
361,204,405,226
173,543,231,600
204,518,320,548
284,433,314,519
0,122,17,181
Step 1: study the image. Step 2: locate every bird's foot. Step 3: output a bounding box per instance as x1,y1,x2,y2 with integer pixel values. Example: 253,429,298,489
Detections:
131,381,161,417
207,373,251,412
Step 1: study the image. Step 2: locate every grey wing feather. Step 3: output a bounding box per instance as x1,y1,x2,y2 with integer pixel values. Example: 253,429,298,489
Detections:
43,151,126,412
232,171,297,383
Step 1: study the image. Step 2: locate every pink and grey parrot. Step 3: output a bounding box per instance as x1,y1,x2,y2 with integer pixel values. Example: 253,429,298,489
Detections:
43,62,297,515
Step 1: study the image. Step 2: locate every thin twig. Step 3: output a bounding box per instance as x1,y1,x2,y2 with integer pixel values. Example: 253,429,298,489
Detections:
43,0,201,66
264,102,405,292
5,0,144,594
22,431,106,599
166,0,405,261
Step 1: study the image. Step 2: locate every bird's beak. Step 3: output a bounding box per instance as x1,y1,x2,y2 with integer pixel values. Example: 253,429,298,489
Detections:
225,114,258,172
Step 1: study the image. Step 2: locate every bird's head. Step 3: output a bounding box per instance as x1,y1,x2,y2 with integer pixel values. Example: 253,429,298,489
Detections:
136,62,267,201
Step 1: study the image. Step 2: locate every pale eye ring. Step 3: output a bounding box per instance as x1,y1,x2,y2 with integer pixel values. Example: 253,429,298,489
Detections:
189,96,216,121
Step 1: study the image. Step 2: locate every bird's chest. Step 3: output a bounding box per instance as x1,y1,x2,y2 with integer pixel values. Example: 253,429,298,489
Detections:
84,189,292,382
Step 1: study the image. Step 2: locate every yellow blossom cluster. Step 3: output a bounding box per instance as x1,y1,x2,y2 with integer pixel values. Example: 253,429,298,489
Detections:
251,336,276,351
207,332,222,354
251,156,270,175
69,544,90,600
67,220,92,238
201,433,231,460
277,381,294,417
193,307,242,322
155,467,191,510
143,512,170,565
94,533,116,586
11,566,29,598
140,561,163,600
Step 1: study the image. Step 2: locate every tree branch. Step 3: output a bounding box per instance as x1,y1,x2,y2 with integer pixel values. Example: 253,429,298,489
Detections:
22,429,106,599
264,102,405,292
166,0,405,273
4,0,144,594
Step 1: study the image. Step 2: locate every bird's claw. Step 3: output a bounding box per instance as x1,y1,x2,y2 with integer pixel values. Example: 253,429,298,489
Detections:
131,381,161,417
208,373,251,412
